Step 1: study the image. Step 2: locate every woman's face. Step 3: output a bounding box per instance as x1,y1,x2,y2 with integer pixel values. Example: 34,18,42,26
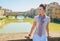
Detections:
37,7,45,16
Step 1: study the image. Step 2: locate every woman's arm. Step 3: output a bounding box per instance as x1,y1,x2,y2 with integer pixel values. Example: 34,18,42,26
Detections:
46,22,49,37
25,20,37,38
29,21,37,36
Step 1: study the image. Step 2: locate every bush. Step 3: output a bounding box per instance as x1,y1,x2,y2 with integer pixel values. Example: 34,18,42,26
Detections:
51,18,60,24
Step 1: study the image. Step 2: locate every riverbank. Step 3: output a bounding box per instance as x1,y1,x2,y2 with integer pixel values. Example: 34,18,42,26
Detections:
0,18,60,31
0,19,19,29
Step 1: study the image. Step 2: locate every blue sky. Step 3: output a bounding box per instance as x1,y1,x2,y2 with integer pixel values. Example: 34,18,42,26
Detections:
0,0,60,12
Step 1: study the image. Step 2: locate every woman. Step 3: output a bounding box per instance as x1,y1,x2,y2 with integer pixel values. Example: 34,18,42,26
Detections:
25,4,50,41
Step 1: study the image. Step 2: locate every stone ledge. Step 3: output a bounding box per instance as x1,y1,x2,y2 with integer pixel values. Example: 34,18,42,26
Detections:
8,37,60,41
48,37,60,41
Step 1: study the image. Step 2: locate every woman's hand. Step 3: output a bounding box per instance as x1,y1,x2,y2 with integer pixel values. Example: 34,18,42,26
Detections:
25,34,31,39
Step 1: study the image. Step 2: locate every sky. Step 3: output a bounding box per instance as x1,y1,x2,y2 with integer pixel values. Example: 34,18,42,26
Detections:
0,0,60,12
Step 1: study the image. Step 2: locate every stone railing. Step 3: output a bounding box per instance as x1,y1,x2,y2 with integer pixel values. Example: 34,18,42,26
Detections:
48,37,60,41
8,37,60,41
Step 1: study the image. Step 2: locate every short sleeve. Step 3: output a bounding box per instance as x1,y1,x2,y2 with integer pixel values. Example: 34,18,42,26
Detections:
34,16,37,22
47,17,50,23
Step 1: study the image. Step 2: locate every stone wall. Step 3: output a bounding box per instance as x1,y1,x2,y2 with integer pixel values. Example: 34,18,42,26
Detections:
8,37,60,41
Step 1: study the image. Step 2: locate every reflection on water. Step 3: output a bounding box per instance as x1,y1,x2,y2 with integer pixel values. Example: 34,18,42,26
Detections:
17,16,24,19
0,22,32,33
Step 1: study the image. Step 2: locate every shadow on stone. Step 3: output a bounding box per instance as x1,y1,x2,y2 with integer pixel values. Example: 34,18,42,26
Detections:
8,37,60,41
48,37,60,41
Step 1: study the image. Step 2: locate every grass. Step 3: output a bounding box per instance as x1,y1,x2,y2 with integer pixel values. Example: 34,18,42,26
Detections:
49,23,60,31
23,18,33,23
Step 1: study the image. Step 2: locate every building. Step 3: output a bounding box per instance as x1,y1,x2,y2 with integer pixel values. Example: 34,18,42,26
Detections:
0,6,4,17
47,2,60,18
3,9,12,16
0,6,12,18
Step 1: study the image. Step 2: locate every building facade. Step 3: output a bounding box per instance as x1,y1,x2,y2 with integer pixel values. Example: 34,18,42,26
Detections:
0,6,4,18
47,2,60,19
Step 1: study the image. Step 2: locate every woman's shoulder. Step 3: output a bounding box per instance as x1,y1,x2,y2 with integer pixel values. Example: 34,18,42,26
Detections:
46,15,50,22
34,15,39,18
46,15,50,19
34,15,39,21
